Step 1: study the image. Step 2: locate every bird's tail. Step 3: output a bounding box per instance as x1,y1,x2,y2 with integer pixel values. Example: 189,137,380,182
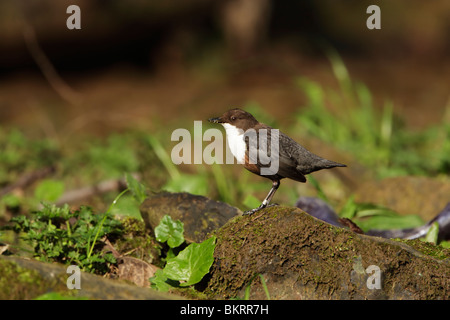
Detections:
322,159,346,169
304,158,346,174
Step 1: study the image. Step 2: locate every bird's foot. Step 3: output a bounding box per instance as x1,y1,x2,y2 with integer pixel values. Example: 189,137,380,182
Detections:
243,203,279,216
243,207,261,216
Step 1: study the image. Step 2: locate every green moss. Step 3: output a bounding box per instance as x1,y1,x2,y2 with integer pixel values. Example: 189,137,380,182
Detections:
0,259,44,299
114,216,161,265
394,238,450,260
119,216,146,234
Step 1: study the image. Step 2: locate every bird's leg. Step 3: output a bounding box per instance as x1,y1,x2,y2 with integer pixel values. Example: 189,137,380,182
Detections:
243,180,280,215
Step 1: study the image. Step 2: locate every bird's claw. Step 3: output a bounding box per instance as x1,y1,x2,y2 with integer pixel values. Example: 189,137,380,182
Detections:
243,203,279,216
243,208,261,216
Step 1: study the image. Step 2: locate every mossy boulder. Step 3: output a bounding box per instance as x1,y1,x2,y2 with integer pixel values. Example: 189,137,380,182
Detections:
0,255,180,300
206,205,449,299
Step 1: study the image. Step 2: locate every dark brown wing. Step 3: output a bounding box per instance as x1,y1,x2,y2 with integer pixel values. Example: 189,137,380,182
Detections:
244,125,307,182
245,125,345,182
279,130,346,174
276,130,308,182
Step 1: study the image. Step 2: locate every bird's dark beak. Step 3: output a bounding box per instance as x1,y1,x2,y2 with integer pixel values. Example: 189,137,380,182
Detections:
208,117,223,124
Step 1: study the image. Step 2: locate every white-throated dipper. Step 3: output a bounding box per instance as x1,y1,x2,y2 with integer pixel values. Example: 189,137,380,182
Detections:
209,108,346,215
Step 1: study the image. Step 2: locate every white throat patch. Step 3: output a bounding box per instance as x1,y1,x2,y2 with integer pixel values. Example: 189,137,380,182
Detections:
222,123,246,164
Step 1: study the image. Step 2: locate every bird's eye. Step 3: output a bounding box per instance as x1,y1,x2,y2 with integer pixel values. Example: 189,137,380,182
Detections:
230,116,236,121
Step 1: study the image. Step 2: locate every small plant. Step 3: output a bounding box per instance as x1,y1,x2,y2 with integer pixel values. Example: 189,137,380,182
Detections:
150,214,216,291
109,173,147,220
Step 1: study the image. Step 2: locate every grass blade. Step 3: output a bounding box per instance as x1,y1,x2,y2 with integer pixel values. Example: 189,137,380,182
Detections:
87,188,129,258
259,274,271,300
147,135,180,180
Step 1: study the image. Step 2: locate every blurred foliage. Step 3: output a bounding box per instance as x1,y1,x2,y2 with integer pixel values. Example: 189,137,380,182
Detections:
70,133,141,180
0,128,59,182
339,195,424,232
0,56,449,244
295,52,450,178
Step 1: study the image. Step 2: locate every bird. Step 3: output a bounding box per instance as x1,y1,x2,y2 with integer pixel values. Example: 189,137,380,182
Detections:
209,108,346,215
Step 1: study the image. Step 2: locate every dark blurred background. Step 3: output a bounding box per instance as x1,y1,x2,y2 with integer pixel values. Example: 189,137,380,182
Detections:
0,0,449,137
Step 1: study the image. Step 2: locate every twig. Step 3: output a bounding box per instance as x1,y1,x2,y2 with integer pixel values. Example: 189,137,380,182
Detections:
22,22,82,105
54,173,141,206
55,178,127,206
0,166,55,197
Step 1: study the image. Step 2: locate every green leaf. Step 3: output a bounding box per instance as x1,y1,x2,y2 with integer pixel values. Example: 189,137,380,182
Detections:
40,202,72,219
149,269,171,292
424,222,439,244
125,173,147,204
355,214,424,233
1,193,21,208
154,215,184,248
34,179,65,202
339,195,357,219
308,175,329,203
242,194,262,209
110,194,142,220
163,236,216,286
163,174,208,196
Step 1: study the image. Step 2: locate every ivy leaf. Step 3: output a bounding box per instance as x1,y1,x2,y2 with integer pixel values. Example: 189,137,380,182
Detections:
163,236,216,286
154,215,184,248
149,269,171,292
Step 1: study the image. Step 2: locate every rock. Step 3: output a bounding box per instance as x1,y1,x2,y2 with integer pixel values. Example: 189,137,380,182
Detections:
206,205,450,300
296,196,450,241
140,191,242,243
354,176,450,221
0,255,180,300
